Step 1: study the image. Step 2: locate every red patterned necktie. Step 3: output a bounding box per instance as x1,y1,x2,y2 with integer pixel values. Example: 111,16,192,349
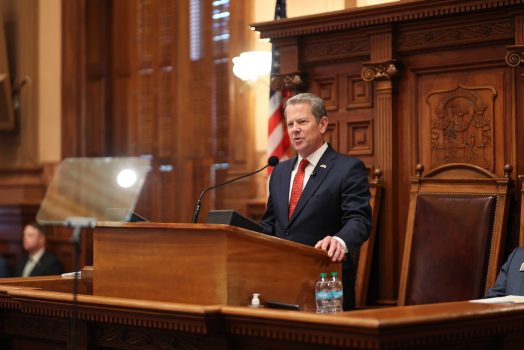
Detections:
289,159,309,219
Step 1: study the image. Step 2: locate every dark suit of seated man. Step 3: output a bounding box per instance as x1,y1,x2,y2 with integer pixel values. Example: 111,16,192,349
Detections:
486,248,524,297
15,222,64,277
0,256,11,278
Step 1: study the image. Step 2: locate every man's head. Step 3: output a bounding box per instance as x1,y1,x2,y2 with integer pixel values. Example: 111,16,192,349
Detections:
285,93,328,158
23,222,46,255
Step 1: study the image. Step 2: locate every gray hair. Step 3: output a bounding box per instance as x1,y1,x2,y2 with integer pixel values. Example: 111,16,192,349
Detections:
285,93,327,122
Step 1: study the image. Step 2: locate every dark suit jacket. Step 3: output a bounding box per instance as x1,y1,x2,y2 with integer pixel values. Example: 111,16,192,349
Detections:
486,248,524,297
0,256,10,278
15,250,65,277
260,145,372,309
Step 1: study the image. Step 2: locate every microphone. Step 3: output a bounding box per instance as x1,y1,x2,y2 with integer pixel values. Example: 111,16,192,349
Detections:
192,156,280,223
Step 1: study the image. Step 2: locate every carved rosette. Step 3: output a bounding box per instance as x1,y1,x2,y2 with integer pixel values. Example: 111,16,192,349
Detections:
505,45,524,67
270,72,307,95
361,61,399,82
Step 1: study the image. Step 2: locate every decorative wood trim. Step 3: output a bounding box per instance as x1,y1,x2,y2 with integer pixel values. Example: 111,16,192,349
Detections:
506,44,524,66
398,17,514,53
2,312,69,341
4,284,524,349
302,34,369,65
270,72,307,94
361,60,399,82
252,0,524,40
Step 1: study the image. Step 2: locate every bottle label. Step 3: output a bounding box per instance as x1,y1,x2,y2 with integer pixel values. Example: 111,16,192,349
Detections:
315,291,329,300
331,290,343,298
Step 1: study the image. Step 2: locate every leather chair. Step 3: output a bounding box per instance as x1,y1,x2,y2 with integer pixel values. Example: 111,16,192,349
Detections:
355,169,383,308
398,163,512,306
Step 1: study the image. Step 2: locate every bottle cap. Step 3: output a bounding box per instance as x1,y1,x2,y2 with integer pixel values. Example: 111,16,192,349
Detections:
251,293,261,307
331,271,338,277
320,272,327,278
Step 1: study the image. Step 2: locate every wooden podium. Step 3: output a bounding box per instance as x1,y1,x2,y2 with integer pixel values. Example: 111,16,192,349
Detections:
93,222,341,312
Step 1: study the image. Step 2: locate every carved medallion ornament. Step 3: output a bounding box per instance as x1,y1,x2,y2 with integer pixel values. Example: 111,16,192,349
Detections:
361,61,399,82
270,72,307,94
426,84,496,170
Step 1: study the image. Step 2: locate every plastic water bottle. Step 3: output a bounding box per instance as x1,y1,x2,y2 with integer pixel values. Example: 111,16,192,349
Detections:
329,271,343,313
315,272,330,313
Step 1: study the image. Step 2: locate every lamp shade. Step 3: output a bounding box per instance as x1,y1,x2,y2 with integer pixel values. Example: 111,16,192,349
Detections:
232,51,272,82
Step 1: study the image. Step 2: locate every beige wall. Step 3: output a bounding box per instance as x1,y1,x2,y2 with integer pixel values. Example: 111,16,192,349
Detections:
38,0,61,163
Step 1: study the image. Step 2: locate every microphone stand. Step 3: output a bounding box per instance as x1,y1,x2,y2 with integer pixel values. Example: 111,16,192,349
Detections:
192,164,271,223
65,217,96,350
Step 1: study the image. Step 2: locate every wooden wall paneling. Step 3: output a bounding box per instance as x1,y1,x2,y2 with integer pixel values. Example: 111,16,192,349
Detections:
154,0,178,223
62,0,86,158
220,0,257,215
110,0,133,157
135,0,158,157
363,28,399,305
85,0,111,157
183,0,213,222
276,37,300,75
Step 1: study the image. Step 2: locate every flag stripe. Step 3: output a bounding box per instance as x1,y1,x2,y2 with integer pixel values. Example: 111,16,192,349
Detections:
267,0,288,176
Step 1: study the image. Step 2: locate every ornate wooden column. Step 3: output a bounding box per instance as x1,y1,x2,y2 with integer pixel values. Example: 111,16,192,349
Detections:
362,27,399,304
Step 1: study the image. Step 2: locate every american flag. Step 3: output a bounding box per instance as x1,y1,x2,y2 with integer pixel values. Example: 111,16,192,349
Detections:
267,0,290,175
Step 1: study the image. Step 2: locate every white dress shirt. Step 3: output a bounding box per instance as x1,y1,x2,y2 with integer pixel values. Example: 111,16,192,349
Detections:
288,143,348,253
22,248,45,277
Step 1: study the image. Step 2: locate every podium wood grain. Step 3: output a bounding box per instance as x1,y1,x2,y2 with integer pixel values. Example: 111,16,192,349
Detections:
93,222,341,311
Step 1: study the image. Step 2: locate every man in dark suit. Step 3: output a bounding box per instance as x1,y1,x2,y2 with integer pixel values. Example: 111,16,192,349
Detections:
15,222,64,277
486,248,524,297
260,93,371,310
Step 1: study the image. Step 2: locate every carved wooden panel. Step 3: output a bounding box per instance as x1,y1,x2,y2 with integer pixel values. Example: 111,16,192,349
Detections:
303,33,369,65
418,70,506,174
426,84,496,170
398,16,514,53
347,76,372,109
95,324,225,350
347,120,373,156
311,76,338,111
325,122,339,151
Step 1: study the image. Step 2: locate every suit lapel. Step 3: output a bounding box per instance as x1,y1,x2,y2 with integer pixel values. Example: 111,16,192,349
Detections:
288,147,337,225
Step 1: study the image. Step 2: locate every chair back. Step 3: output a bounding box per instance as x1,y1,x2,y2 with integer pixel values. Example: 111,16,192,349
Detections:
398,163,512,306
355,169,383,308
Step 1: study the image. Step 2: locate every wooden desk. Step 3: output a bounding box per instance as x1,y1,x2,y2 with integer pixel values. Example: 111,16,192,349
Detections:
0,276,523,350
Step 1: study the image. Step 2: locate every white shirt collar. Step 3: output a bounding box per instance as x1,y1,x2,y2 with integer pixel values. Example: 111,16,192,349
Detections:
295,143,328,169
29,248,45,263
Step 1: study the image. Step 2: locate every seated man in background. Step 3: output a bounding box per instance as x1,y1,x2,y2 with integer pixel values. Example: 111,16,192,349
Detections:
15,222,64,277
486,247,524,297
